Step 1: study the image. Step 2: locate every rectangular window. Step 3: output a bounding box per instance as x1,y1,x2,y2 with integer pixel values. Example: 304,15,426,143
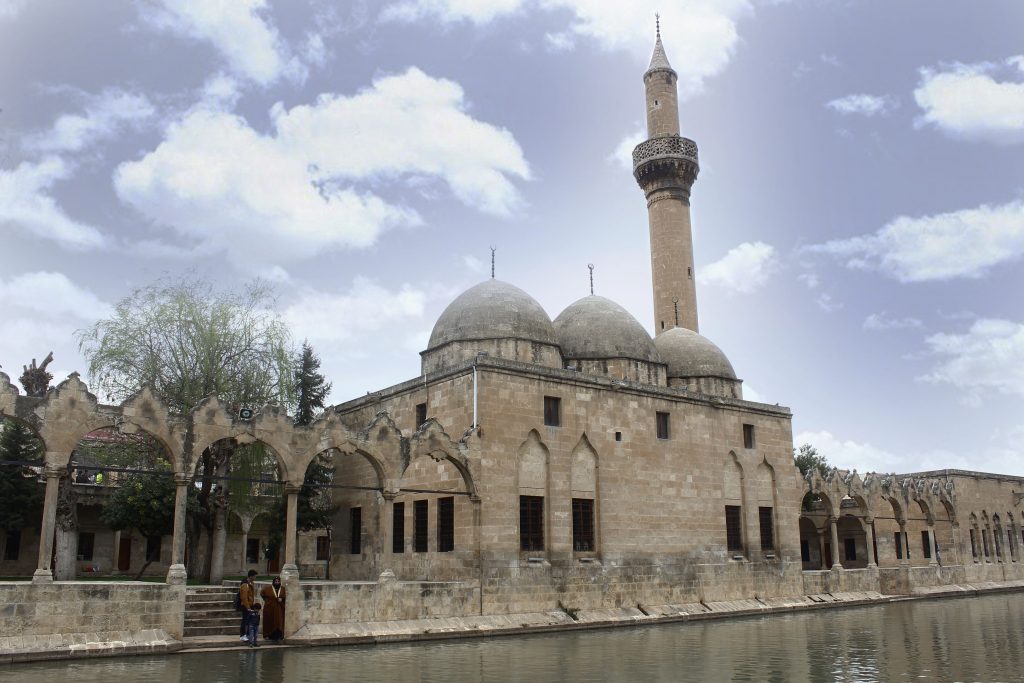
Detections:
438,497,455,552
246,538,260,564
145,535,162,562
3,530,20,561
844,538,856,562
316,536,330,561
415,402,427,428
894,532,903,560
414,500,428,553
970,529,978,559
758,507,774,551
572,498,595,552
921,530,932,559
725,505,743,552
742,424,756,449
520,495,545,551
983,530,990,557
994,531,1002,558
78,532,95,561
350,507,362,555
800,539,810,563
905,531,911,559
543,396,561,427
393,502,405,554
656,412,670,440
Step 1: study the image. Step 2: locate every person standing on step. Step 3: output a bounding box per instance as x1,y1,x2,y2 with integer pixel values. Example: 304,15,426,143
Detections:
238,570,258,643
245,602,262,648
259,575,286,642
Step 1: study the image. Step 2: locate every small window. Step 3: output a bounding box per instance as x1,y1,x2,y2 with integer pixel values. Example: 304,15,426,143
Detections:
414,500,428,553
572,498,595,552
438,497,455,553
415,402,427,428
921,530,932,559
316,536,330,561
983,530,990,557
742,424,756,449
970,528,978,559
894,532,903,560
3,530,20,561
78,532,95,561
905,531,911,559
844,538,856,562
687,266,692,278
145,535,162,563
800,539,810,563
543,396,561,427
520,495,545,552
656,412,670,440
994,531,1002,558
246,538,260,564
350,507,362,555
758,507,774,551
661,321,665,330
393,502,405,554
725,505,743,552
614,431,622,442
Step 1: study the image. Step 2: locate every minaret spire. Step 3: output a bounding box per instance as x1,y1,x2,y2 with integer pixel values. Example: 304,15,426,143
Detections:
633,25,700,334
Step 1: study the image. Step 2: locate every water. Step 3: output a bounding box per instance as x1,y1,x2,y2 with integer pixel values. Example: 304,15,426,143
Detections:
3,593,1024,682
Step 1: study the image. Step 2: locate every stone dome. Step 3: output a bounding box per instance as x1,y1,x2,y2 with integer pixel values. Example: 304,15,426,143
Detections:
427,279,557,350
654,327,737,380
553,296,661,363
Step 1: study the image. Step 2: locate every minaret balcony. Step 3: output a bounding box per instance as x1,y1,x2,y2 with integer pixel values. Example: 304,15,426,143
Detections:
632,135,699,195
632,134,698,171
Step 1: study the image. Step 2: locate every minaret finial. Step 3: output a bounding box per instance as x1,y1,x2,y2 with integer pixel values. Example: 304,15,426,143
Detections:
655,13,660,39
673,297,679,327
588,264,595,295
490,246,496,279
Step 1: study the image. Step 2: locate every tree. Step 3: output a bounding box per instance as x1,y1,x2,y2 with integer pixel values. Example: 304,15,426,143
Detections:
78,278,295,581
294,341,332,428
0,419,44,535
794,443,830,511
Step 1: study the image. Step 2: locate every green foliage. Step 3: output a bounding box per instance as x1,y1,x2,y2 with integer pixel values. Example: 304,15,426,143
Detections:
78,278,295,413
266,454,338,555
794,443,830,478
100,472,187,539
0,419,44,533
294,341,331,427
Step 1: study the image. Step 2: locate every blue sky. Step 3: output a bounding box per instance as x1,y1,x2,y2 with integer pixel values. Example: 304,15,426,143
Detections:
1,0,1022,475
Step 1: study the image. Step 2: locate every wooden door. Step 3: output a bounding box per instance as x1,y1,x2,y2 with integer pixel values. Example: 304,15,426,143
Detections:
118,538,132,571
267,547,280,573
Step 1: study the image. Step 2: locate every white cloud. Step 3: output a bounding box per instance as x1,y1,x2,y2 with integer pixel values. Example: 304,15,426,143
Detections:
826,93,897,117
920,319,1024,403
794,430,898,474
139,0,307,86
382,0,758,96
609,126,645,172
114,68,529,267
814,292,841,312
283,278,427,345
0,272,112,382
463,255,486,274
0,0,26,20
544,31,575,52
23,89,155,154
698,241,778,294
808,199,1024,282
914,56,1024,144
0,158,107,250
863,312,923,331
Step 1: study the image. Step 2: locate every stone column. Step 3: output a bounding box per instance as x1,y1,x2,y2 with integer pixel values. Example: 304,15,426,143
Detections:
928,526,938,566
379,490,396,574
282,483,301,570
111,529,122,575
166,473,190,585
829,517,843,570
865,517,877,567
32,464,63,584
818,528,827,569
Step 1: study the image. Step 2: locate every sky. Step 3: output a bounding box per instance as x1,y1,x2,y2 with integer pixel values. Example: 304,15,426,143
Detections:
1,0,1022,476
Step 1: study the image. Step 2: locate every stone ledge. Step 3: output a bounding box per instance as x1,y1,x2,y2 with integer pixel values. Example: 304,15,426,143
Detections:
0,629,181,664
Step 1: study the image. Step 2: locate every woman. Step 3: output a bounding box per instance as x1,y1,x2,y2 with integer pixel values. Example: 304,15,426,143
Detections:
259,576,286,642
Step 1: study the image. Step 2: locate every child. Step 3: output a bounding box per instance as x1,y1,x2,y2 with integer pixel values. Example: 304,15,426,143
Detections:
245,603,262,647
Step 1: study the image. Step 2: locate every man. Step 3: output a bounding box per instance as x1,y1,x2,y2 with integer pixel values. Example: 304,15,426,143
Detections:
239,570,258,643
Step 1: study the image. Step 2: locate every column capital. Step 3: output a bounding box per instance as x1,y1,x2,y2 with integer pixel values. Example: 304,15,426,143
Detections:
284,483,302,495
174,473,191,486
44,463,64,478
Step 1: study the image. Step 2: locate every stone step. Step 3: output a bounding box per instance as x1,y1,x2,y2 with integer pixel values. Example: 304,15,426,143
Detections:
186,595,235,604
185,616,242,628
183,624,243,638
188,586,238,593
186,608,239,619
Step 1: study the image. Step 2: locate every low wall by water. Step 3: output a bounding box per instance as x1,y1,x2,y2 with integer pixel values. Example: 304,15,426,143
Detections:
0,582,184,662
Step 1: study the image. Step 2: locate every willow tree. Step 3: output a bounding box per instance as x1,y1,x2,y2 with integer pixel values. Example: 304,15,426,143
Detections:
78,279,295,581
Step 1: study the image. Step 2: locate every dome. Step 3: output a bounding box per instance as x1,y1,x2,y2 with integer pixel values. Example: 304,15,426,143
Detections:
427,279,557,350
553,296,661,363
654,327,737,379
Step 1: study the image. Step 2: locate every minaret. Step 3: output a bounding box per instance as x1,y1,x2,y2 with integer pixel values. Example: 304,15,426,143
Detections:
633,20,700,334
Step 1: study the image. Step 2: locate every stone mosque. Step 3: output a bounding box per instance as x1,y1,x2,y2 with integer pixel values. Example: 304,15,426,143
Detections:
1,28,1023,656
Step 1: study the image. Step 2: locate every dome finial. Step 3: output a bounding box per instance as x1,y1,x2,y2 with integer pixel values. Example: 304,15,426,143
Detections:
588,263,595,295
489,246,496,279
673,297,679,327
655,13,660,39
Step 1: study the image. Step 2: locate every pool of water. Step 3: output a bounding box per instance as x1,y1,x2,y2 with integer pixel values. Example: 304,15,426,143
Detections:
3,592,1023,682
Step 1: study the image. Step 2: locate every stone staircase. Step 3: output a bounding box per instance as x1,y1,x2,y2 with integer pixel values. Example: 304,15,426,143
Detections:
184,586,242,638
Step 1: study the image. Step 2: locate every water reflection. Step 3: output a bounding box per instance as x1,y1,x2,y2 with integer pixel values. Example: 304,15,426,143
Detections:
3,593,1023,682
